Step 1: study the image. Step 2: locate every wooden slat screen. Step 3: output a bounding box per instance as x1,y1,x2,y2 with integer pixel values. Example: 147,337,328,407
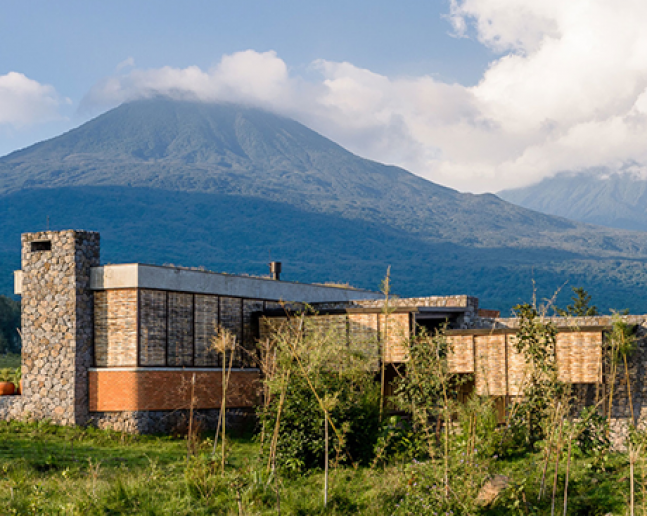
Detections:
447,334,474,373
474,334,506,396
556,331,603,384
379,313,410,363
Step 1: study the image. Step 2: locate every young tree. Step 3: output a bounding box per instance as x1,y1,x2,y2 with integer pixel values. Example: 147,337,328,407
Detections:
512,303,564,449
556,287,598,316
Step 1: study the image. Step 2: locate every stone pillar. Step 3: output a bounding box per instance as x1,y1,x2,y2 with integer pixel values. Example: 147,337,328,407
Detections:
20,230,100,426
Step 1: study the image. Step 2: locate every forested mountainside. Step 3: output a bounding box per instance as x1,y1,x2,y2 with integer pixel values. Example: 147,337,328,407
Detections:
2,99,647,312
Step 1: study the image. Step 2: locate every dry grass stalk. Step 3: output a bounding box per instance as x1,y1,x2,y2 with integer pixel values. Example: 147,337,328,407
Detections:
562,425,574,516
324,415,329,506
629,441,643,516
539,401,563,500
380,266,391,423
624,351,635,425
550,416,566,516
267,369,291,474
209,326,237,470
186,372,196,464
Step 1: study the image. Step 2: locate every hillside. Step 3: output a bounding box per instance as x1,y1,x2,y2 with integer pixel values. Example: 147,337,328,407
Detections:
3,99,647,311
499,171,647,232
0,99,608,247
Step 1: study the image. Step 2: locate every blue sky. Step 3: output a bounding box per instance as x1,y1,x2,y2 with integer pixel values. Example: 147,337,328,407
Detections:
3,1,647,192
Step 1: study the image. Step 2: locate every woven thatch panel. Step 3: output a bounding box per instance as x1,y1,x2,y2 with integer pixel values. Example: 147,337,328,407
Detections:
259,316,281,342
194,295,220,367
304,314,347,342
447,334,474,373
348,313,380,370
506,335,529,396
94,289,138,367
167,292,194,367
379,313,410,363
258,316,303,348
220,297,243,344
556,331,602,384
474,334,506,396
139,289,167,366
243,300,264,349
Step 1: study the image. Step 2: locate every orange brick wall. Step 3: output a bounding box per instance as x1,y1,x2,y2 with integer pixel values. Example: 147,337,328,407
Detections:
89,369,260,412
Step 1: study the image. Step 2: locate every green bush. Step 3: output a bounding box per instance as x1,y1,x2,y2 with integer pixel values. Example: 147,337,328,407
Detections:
262,372,381,471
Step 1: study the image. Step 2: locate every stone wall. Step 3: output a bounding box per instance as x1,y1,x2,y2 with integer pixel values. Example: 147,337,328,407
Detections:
8,230,100,426
313,295,479,329
90,408,256,435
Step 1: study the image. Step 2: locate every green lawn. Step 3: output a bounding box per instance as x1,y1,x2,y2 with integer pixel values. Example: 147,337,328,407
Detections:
0,419,638,515
0,421,404,515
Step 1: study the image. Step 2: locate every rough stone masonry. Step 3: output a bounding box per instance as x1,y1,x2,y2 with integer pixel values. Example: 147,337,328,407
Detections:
0,230,99,425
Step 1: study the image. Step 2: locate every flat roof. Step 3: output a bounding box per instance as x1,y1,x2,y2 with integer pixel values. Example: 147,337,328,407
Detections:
89,263,383,303
263,305,470,317
446,326,610,336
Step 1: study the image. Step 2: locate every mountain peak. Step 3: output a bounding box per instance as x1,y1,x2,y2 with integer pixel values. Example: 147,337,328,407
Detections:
0,98,461,216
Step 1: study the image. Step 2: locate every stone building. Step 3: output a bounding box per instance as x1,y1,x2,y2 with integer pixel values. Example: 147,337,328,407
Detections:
1,229,644,445
1,230,385,433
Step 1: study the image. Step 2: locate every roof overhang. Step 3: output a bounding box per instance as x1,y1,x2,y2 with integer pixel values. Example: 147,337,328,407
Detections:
89,263,383,303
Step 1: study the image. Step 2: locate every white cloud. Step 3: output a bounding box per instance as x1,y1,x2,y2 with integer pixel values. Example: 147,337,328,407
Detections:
0,72,66,128
116,57,136,72
82,51,296,113
82,2,647,192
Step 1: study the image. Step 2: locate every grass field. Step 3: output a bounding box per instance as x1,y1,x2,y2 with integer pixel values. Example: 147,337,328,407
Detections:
0,352,20,369
0,420,636,515
0,421,403,515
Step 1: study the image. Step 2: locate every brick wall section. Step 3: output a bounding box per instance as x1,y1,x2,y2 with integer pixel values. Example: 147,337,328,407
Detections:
95,289,138,367
88,369,260,411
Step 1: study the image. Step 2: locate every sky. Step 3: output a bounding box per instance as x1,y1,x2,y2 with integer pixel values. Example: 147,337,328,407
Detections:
3,0,647,193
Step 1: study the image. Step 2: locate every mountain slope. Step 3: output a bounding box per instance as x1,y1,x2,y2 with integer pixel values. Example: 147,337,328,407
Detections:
499,171,647,232
3,99,647,311
0,99,602,247
1,186,646,313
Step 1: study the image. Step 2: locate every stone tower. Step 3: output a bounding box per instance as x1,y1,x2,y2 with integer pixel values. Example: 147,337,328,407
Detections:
20,230,99,425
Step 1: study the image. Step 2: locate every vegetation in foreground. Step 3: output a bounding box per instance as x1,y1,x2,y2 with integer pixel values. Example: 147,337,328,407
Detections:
0,352,20,370
0,290,644,514
0,420,635,515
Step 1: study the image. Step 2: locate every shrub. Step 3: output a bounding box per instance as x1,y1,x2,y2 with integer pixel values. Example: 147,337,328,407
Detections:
262,372,381,471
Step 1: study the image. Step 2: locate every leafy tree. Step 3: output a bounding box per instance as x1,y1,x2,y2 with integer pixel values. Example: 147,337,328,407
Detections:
556,287,599,316
509,304,564,450
0,296,20,353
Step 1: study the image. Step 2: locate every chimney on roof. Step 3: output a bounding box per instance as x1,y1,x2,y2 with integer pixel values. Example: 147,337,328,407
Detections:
269,261,282,281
